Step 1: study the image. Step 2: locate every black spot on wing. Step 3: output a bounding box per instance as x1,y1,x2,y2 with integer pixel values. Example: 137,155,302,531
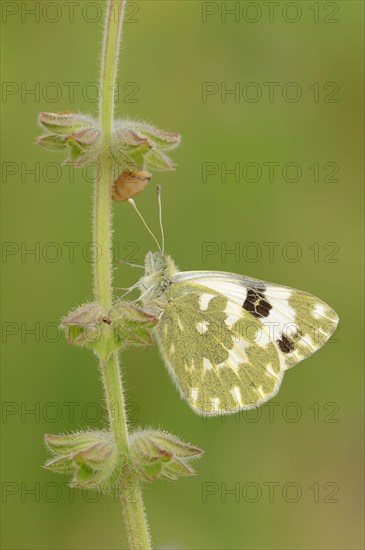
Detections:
242,289,272,319
240,278,266,293
277,334,295,354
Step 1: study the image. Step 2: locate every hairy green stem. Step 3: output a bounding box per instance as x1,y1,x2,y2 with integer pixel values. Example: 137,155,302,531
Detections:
94,1,152,548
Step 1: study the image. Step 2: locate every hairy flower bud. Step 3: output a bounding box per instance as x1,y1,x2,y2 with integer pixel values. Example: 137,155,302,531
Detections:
111,120,181,173
36,134,67,151
38,112,94,135
110,302,158,347
44,430,119,491
61,301,158,359
130,430,204,482
36,112,101,166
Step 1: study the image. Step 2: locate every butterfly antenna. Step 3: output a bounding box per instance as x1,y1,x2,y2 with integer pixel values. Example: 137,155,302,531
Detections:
156,185,165,254
116,258,144,269
128,198,162,252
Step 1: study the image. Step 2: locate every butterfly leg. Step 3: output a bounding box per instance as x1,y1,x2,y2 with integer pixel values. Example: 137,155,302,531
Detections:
114,281,141,298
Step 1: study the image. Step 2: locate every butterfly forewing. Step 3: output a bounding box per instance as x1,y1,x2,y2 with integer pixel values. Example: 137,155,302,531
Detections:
173,271,339,370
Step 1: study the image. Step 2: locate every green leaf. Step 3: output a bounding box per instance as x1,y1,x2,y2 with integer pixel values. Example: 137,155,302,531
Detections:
66,137,85,163
44,456,75,474
144,149,176,171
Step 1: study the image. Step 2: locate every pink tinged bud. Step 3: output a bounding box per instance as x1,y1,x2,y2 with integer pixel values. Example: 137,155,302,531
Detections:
130,122,181,150
62,302,103,329
70,128,100,149
111,121,181,173
110,302,158,347
44,430,119,491
130,430,204,482
61,301,157,356
110,303,158,324
38,112,94,135
65,130,101,167
61,302,106,350
111,129,151,171
45,431,107,455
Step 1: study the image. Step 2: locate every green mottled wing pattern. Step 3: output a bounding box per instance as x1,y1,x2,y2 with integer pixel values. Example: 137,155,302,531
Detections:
280,290,338,369
172,271,339,372
153,272,339,416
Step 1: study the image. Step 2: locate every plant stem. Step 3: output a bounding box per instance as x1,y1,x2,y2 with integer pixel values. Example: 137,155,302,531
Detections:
101,354,151,549
94,0,124,309
94,1,152,548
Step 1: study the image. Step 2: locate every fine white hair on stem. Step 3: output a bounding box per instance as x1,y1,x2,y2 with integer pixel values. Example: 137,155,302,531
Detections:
99,0,125,126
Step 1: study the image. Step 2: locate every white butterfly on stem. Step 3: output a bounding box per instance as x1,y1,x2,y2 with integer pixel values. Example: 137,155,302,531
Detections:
124,189,339,416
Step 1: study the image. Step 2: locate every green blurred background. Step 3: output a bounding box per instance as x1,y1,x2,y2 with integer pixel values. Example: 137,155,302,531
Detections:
1,1,364,548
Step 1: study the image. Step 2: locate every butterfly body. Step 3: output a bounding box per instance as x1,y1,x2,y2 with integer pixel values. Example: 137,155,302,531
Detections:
139,252,178,311
138,251,338,416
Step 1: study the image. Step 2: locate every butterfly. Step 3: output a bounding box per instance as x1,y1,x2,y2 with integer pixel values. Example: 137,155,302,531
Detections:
126,192,339,416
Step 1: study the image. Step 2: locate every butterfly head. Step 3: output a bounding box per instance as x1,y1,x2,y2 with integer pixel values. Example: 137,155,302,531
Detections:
139,251,178,309
144,251,178,278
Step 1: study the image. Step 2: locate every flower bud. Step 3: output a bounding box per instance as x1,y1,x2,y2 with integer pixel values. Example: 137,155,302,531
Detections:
111,120,181,173
61,302,111,359
61,301,157,358
62,302,103,326
44,430,119,491
70,128,100,148
61,302,103,346
130,430,204,482
130,122,180,150
36,134,67,151
66,128,101,164
111,129,151,170
37,112,101,167
109,302,158,347
38,112,94,135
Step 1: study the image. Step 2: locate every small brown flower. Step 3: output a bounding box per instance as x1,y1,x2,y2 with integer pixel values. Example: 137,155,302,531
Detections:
112,170,152,202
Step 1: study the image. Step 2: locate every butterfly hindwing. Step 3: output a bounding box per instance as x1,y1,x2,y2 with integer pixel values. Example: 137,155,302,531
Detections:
154,280,285,415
